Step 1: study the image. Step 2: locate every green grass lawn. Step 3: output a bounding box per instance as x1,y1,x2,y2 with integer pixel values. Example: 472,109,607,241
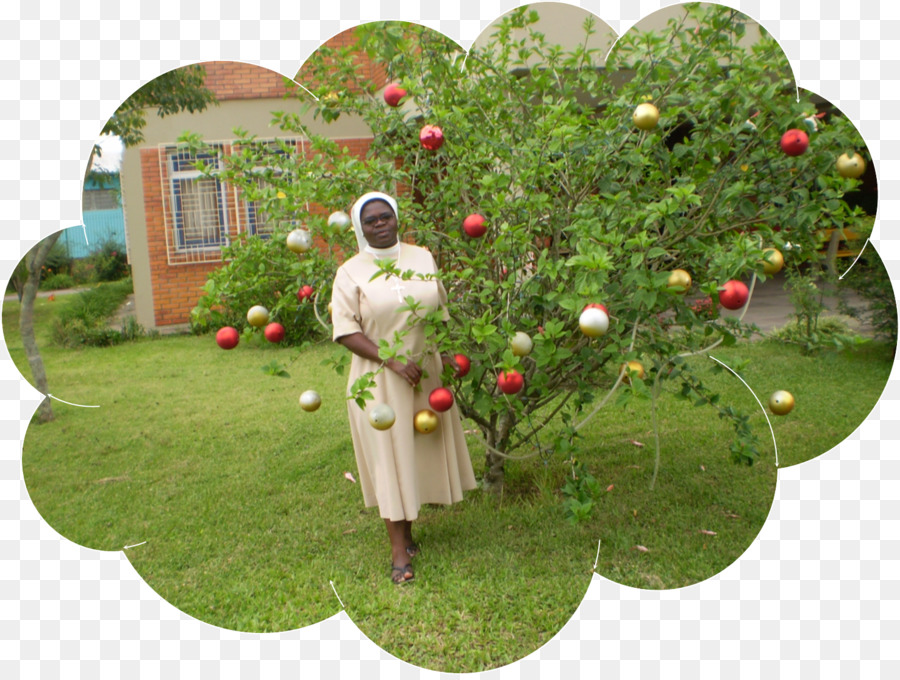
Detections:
3,292,894,672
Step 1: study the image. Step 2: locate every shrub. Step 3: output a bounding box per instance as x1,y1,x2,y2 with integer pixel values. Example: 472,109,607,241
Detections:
42,240,72,278
769,315,867,352
39,272,76,291
91,241,130,282
190,232,333,346
51,279,135,347
838,244,898,350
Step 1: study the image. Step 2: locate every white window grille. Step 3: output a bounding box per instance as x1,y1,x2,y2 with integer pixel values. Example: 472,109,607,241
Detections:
235,139,305,239
158,138,307,264
160,144,235,265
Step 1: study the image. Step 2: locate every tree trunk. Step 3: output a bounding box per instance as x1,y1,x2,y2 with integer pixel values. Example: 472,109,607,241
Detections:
19,232,61,423
482,410,513,493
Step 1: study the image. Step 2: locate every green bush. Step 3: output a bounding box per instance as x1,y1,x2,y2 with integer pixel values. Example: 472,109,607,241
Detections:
839,245,898,349
768,315,867,351
39,272,77,291
42,240,72,278
51,279,135,347
190,232,332,346
92,241,129,282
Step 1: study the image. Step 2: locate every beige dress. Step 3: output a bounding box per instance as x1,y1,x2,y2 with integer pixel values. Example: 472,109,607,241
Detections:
331,243,477,521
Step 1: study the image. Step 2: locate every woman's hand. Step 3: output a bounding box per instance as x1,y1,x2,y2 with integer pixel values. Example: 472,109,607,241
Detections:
387,358,422,387
441,353,461,377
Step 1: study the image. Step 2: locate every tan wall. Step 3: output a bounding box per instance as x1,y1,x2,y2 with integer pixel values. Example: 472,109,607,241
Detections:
473,2,762,66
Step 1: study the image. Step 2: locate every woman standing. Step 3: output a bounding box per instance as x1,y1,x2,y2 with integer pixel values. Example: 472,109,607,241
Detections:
330,191,476,584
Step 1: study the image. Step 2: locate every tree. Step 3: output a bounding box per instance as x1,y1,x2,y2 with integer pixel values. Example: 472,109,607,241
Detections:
187,5,870,493
19,234,61,423
100,65,217,148
17,65,217,423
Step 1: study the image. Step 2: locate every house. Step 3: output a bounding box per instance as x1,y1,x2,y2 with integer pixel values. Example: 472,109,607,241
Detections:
120,39,386,331
61,173,126,259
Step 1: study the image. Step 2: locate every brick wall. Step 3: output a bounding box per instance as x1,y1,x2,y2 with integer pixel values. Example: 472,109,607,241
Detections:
203,63,289,101
202,27,388,101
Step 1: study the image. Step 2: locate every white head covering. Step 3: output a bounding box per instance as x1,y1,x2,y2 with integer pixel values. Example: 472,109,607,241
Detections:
350,191,400,257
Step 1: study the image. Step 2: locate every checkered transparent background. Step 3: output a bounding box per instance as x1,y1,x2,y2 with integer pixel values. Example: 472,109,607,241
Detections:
2,1,898,677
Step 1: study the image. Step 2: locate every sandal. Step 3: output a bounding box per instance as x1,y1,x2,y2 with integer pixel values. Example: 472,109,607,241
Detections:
391,563,414,584
406,543,420,558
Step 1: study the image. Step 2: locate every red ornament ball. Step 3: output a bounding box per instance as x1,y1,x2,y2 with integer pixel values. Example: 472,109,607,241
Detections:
216,326,240,350
718,280,749,310
264,322,286,343
780,129,809,157
297,285,314,302
454,354,471,378
420,124,444,151
384,82,407,107
428,387,454,412
498,370,524,395
463,214,487,238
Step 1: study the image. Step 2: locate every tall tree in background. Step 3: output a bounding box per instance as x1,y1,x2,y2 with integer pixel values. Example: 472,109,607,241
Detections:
18,65,217,423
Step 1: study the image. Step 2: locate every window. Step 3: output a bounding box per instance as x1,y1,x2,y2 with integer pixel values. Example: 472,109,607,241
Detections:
161,144,232,265
157,139,306,264
242,177,281,238
82,188,120,211
237,140,302,238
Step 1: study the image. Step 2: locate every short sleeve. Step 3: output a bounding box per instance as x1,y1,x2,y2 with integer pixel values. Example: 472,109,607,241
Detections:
331,265,364,341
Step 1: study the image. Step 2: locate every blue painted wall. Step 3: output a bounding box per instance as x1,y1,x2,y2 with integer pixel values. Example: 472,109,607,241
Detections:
67,174,127,258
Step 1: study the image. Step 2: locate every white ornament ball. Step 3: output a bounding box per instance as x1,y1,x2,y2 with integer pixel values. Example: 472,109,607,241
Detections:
368,403,396,431
299,390,322,412
286,228,313,254
579,307,609,337
328,211,352,229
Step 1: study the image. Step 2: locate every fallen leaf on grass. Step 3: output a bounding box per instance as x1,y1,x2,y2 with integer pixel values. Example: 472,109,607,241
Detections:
700,465,706,471
699,529,717,536
629,440,645,447
634,545,649,553
606,484,614,492
342,529,357,535
344,471,357,483
725,513,740,519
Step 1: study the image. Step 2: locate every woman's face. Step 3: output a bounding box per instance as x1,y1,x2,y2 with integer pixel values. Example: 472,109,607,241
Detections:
359,200,399,249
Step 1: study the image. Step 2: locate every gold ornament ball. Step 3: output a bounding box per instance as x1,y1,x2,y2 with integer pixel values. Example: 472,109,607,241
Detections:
836,152,866,179
761,248,784,275
667,269,692,294
620,360,645,383
414,409,439,434
246,305,270,328
633,102,660,131
768,390,795,416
